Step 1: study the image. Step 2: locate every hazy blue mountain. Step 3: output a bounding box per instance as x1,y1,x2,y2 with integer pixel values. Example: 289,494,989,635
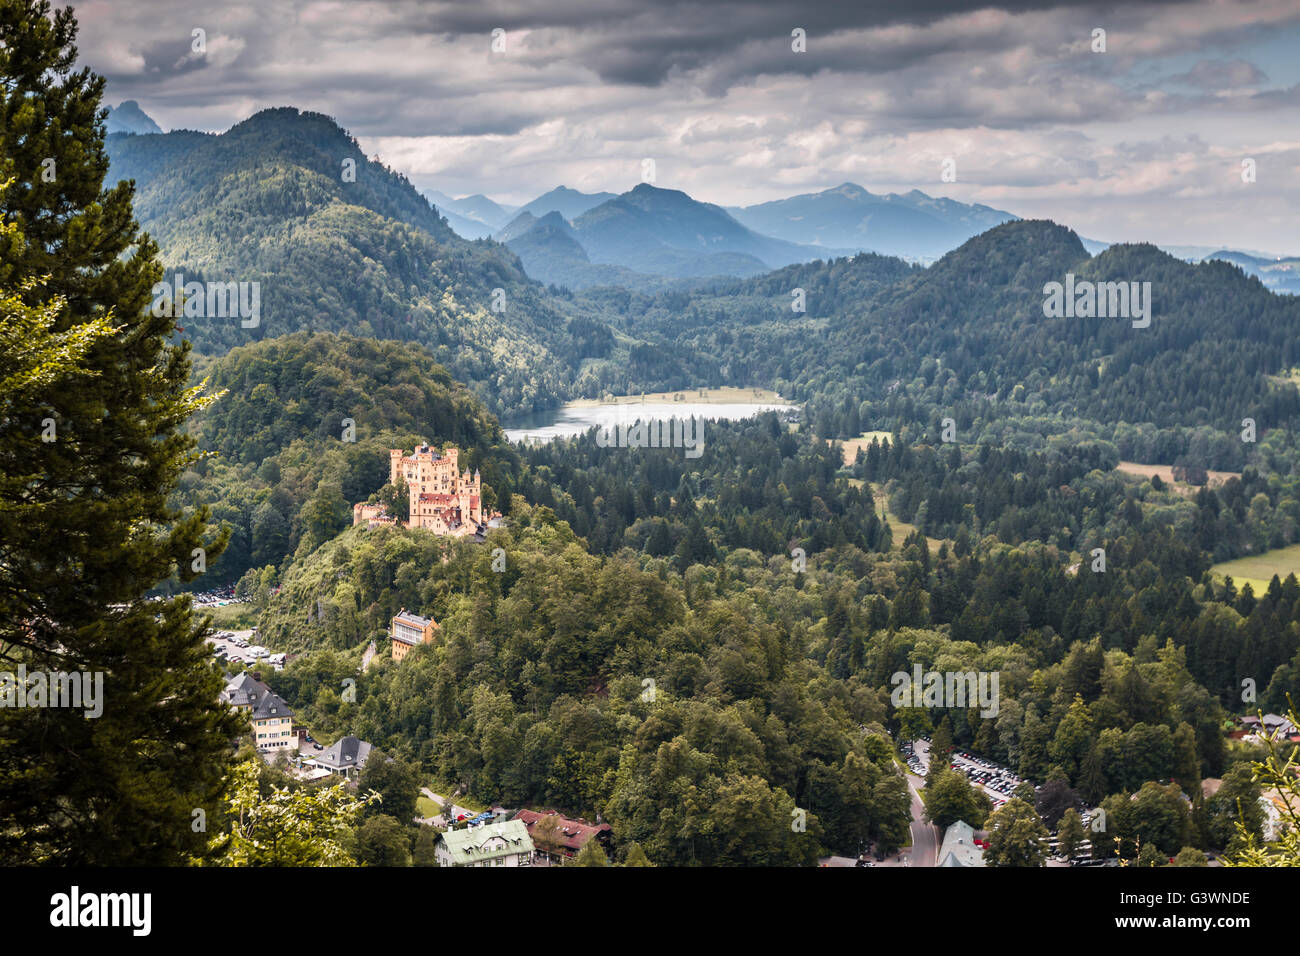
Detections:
499,211,660,288
500,211,718,290
727,182,1017,260
104,100,163,135
418,189,495,238
496,210,549,243
436,207,496,239
516,185,618,221
424,187,457,207
1203,249,1300,293
567,183,845,278
440,193,518,231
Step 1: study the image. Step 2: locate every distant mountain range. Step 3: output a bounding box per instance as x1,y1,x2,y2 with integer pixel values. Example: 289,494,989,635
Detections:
100,101,1296,290
424,185,617,242
421,189,500,239
427,180,1018,287
435,179,1297,291
496,210,655,289
1199,250,1300,294
725,182,1018,260
428,180,1017,286
493,183,862,288
517,186,617,221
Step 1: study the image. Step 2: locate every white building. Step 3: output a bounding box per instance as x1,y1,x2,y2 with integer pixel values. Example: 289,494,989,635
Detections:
436,819,534,867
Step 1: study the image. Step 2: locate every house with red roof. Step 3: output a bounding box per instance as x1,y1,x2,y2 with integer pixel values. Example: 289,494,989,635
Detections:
512,809,612,864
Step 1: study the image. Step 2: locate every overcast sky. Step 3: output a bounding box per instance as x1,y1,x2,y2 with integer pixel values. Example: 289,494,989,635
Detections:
77,0,1300,252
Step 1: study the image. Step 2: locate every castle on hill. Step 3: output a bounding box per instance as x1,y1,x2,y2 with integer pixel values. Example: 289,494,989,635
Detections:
353,444,496,538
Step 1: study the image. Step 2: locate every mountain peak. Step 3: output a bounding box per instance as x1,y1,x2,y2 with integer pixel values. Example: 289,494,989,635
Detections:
535,210,571,229
623,183,694,204
729,182,1020,260
104,100,163,135
517,186,618,222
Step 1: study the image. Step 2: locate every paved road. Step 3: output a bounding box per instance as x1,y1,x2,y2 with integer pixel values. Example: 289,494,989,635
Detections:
906,739,940,867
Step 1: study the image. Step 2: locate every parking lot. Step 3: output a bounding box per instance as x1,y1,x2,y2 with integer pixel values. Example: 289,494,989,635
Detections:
902,740,1038,810
902,738,1103,864
948,751,1027,809
206,628,286,671
192,585,249,608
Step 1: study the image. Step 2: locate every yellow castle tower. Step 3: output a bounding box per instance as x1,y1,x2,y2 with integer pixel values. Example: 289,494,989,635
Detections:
386,443,483,536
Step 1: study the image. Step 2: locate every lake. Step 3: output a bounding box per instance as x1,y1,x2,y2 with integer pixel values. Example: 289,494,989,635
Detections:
503,398,797,443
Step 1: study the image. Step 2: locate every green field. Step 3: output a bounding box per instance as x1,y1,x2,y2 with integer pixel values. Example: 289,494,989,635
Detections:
871,484,944,554
415,796,439,818
1211,544,1300,593
832,431,895,467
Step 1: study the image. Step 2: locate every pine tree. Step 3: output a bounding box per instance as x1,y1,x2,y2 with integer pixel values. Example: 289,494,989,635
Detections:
567,836,609,866
1057,807,1085,860
622,843,655,866
413,825,439,866
1078,741,1108,806
0,0,239,864
928,715,954,783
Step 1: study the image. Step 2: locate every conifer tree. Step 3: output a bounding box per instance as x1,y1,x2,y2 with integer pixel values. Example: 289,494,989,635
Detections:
567,836,610,866
0,0,239,864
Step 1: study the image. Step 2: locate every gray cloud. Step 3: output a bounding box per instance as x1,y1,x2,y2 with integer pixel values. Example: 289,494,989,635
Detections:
1169,58,1268,89
69,0,1300,250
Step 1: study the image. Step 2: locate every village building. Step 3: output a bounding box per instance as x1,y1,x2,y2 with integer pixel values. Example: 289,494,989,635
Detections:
301,735,373,779
513,809,613,864
390,609,439,661
220,672,295,753
937,820,986,868
1237,713,1300,741
435,819,535,867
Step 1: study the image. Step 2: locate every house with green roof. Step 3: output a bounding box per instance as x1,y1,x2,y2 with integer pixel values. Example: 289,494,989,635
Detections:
938,820,986,867
435,819,535,867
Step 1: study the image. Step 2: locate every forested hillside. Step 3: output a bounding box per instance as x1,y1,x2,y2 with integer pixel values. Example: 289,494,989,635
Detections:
248,415,1299,863
175,332,520,586
599,220,1300,470
106,109,618,416
107,110,1300,467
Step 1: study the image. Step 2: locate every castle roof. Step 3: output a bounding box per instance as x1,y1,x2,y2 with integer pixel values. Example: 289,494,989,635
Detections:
417,493,460,503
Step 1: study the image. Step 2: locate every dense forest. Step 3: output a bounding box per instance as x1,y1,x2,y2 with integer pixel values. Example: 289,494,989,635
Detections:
171,332,521,587
106,111,626,417
9,2,1298,871
222,399,1299,862
162,258,1300,865
583,222,1300,471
